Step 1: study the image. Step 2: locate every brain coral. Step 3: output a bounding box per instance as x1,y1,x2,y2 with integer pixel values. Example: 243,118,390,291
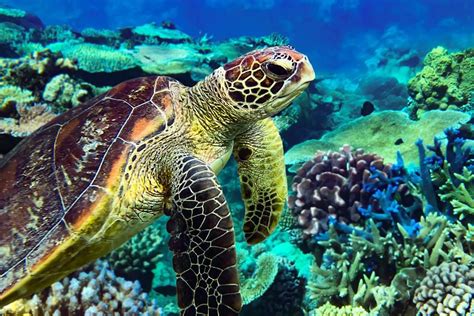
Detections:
288,147,413,240
413,261,474,315
407,46,473,119
0,260,161,315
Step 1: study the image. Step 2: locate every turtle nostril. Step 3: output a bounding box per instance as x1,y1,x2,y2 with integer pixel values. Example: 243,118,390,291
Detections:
267,63,290,77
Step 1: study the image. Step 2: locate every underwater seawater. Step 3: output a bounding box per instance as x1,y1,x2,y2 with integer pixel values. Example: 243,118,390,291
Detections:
0,1,472,315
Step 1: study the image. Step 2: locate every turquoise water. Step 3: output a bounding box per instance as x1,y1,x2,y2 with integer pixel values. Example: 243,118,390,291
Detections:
0,1,473,315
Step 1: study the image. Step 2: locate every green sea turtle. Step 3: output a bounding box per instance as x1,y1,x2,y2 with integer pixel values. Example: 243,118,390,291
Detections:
0,46,314,315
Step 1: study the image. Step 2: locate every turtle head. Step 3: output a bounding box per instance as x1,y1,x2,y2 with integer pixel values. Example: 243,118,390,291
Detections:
222,46,315,119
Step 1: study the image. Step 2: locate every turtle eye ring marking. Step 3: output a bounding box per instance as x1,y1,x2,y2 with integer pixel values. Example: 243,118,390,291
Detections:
263,60,294,80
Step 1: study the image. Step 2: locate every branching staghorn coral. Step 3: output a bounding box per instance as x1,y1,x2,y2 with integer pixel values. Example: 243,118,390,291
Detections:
417,126,474,221
306,211,472,314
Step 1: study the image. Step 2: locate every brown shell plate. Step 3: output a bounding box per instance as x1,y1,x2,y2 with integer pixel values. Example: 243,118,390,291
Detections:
0,76,178,291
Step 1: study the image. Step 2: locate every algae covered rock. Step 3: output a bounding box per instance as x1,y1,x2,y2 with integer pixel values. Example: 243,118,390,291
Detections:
407,46,474,118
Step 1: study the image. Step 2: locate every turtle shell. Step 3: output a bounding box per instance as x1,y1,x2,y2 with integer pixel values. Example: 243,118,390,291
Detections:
0,76,178,297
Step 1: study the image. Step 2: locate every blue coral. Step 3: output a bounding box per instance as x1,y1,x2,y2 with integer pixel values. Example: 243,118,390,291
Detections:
416,126,474,221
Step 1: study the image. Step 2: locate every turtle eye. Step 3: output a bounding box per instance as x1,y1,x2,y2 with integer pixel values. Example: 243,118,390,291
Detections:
263,60,294,80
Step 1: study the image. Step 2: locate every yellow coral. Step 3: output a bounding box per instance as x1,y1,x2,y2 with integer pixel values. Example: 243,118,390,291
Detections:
408,47,474,118
240,253,279,305
0,85,35,113
312,302,368,316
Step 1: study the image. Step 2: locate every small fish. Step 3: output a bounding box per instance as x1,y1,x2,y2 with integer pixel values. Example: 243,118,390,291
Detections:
361,101,375,116
394,138,404,145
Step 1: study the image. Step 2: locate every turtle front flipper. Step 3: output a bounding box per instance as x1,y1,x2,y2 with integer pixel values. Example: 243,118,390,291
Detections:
233,118,287,244
167,155,242,316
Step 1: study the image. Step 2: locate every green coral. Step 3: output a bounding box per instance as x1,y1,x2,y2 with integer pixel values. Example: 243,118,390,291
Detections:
80,28,121,47
48,42,138,73
12,42,45,56
407,46,474,118
240,253,279,305
0,85,35,113
0,7,26,18
435,166,474,220
0,22,26,44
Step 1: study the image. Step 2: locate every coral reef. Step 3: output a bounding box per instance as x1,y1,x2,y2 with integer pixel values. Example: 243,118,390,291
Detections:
289,127,473,314
407,47,474,119
417,126,474,221
130,23,192,44
0,260,162,315
48,41,139,73
0,6,43,30
305,211,472,314
413,261,474,315
42,74,98,110
107,223,165,292
0,49,77,94
284,110,470,169
288,147,418,243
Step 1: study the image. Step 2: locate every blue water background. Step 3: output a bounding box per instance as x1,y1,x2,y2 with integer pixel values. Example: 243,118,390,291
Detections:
2,0,473,73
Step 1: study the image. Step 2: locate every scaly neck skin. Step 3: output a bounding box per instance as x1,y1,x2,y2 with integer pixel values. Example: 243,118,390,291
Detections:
184,70,253,143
